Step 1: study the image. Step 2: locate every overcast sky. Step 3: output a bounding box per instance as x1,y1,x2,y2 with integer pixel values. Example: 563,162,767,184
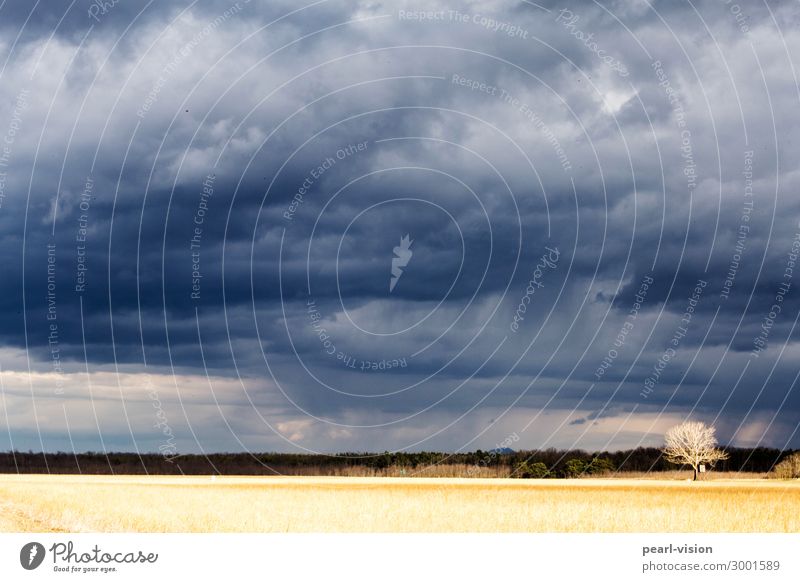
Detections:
0,0,798,457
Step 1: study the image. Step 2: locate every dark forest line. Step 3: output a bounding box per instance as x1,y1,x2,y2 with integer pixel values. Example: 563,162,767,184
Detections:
0,447,793,477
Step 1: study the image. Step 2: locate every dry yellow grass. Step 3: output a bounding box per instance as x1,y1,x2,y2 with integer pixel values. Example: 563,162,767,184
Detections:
0,474,797,533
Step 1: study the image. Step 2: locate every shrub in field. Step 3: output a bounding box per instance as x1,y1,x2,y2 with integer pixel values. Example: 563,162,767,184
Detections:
587,457,616,475
515,461,550,478
563,458,588,478
771,452,800,479
527,462,550,478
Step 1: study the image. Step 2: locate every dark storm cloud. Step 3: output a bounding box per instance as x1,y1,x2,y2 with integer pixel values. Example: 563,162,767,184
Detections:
0,0,799,453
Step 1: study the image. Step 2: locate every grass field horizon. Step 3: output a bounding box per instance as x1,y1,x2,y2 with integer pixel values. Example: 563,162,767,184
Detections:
1,474,798,533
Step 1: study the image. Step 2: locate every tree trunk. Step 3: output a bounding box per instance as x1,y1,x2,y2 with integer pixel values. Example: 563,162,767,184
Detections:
693,466,698,481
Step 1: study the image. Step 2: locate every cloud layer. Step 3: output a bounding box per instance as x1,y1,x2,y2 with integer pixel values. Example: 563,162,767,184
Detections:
0,0,799,455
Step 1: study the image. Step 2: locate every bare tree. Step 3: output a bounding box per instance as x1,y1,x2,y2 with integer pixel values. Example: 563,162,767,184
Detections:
664,421,728,481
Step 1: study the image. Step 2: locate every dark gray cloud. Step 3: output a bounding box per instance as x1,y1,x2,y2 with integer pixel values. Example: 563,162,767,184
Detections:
0,0,798,455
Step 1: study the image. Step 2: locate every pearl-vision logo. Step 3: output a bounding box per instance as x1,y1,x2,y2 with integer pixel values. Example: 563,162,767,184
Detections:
20,542,46,570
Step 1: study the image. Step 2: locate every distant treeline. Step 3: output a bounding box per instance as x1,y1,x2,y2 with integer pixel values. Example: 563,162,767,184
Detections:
0,447,793,476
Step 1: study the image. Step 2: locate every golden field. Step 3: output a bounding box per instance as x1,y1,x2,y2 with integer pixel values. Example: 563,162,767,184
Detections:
0,474,798,533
